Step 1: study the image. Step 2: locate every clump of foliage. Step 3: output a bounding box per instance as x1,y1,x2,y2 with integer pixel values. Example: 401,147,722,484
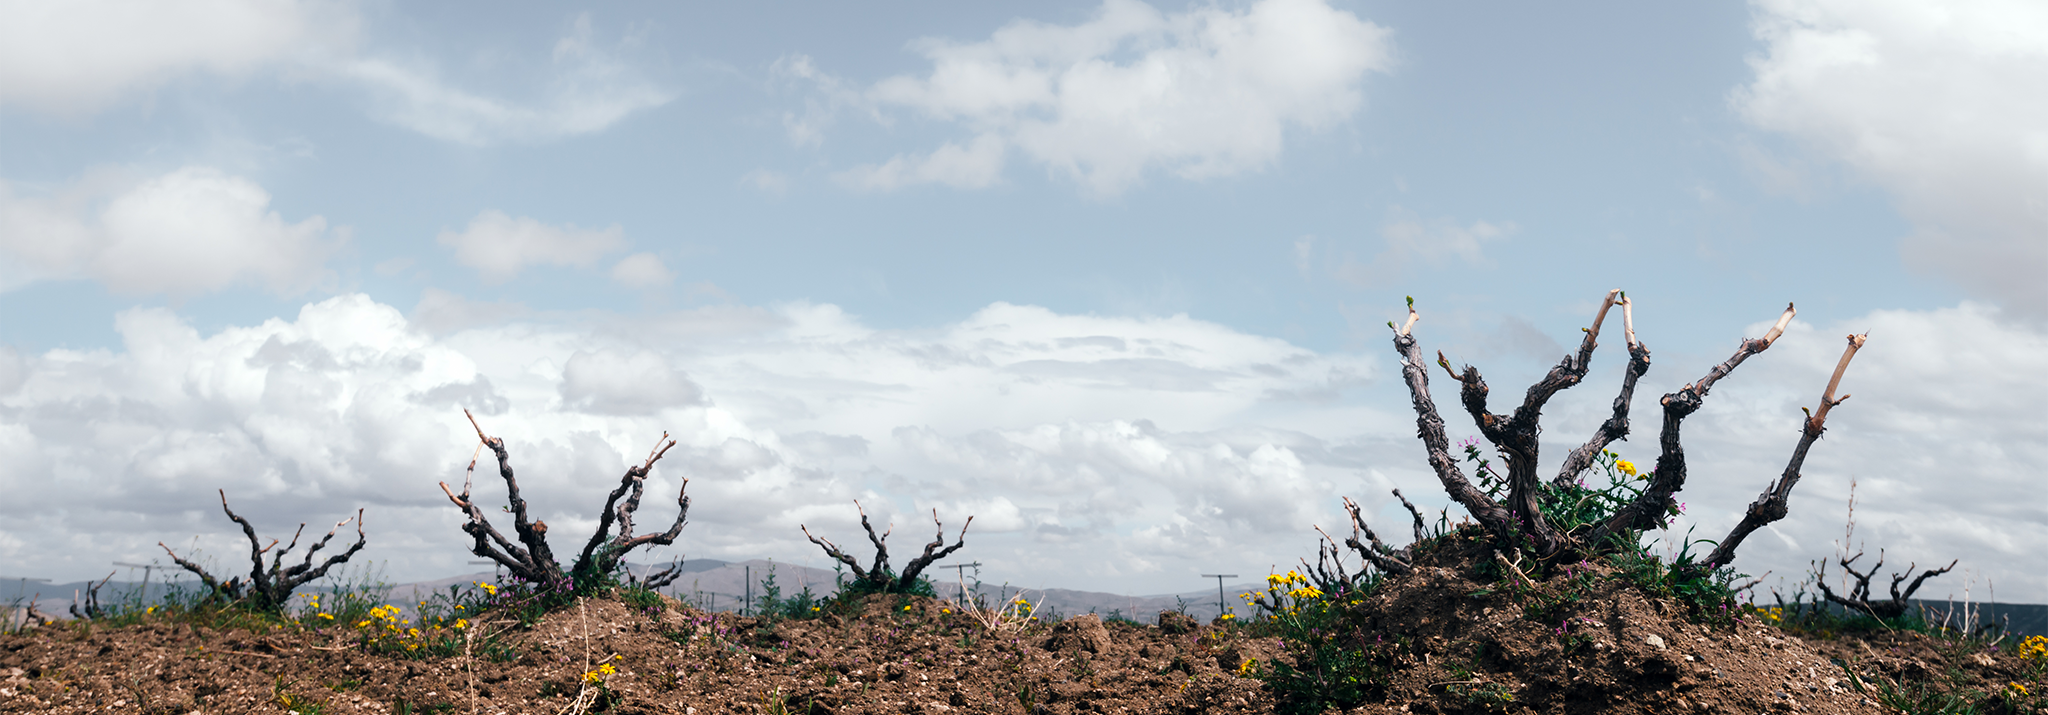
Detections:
346,581,515,662
1240,539,1403,713
749,563,825,621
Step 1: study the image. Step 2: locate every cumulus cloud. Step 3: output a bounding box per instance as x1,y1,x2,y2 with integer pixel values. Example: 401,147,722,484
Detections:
0,0,352,115
814,0,1393,195
436,210,625,283
0,166,343,296
1736,0,2048,315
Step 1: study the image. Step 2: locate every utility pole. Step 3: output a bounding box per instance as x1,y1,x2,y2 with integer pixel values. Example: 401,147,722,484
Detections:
744,565,751,616
113,562,156,604
1201,574,1237,621
936,562,981,609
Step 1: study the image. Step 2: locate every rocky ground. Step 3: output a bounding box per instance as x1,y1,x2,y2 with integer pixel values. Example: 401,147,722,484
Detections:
3,548,2040,714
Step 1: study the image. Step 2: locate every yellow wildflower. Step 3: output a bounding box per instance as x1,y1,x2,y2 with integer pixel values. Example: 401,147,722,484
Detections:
318,613,335,621
1616,460,1638,478
454,619,469,629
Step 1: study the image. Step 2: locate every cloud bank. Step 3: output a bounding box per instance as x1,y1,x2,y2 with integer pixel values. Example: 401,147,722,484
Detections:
0,296,2038,599
1738,0,2048,316
0,296,1387,593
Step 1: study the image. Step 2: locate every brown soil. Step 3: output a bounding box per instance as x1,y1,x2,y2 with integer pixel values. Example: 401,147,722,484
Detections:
3,547,2040,715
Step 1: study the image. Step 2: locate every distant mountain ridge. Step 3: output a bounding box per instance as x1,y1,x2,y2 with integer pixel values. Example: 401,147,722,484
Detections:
9,565,2044,638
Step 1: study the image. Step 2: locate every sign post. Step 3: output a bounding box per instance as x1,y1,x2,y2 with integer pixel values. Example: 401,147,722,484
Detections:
1200,574,1238,621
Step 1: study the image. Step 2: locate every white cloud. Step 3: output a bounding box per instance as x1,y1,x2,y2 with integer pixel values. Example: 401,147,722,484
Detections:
740,169,791,195
1332,206,1515,288
0,166,343,296
436,210,626,283
610,252,672,289
408,287,528,336
1737,0,2048,315
0,0,353,115
335,14,672,145
0,3,665,144
835,133,1007,191
559,349,703,415
825,0,1393,195
770,54,864,149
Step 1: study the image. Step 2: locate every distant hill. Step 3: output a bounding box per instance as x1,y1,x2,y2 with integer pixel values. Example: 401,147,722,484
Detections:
3,561,1264,625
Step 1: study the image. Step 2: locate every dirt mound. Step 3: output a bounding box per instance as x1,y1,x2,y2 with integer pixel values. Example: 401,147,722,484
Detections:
1320,533,1886,714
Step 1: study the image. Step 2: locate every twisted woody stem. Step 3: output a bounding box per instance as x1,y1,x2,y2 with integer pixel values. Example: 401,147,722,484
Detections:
1555,295,1651,487
160,490,366,612
439,409,689,590
1700,331,1868,569
1415,290,1623,556
1580,304,1809,553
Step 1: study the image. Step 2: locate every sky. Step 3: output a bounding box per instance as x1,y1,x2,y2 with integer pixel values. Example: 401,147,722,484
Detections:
1,0,2043,604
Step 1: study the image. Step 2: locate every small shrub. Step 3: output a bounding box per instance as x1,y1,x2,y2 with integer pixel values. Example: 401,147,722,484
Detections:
1243,566,1400,714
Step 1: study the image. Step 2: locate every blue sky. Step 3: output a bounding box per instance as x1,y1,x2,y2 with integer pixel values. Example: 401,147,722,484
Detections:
2,0,2042,602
